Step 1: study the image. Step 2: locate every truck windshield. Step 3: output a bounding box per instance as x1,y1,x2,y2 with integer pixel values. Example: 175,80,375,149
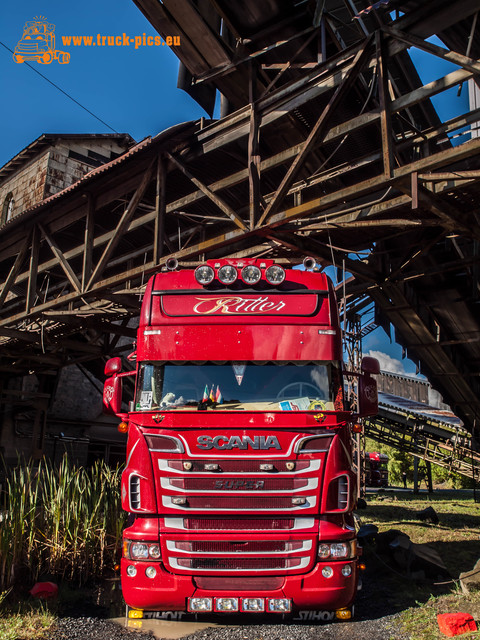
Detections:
134,362,343,411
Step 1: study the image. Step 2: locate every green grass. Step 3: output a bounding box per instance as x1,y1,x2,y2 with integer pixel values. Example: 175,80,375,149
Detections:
360,490,480,639
0,604,55,640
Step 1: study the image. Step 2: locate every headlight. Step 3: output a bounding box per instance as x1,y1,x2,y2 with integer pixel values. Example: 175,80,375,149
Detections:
317,541,351,560
124,540,162,561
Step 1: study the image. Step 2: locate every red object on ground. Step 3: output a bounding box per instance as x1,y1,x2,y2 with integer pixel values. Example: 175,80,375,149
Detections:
437,613,477,636
29,582,58,599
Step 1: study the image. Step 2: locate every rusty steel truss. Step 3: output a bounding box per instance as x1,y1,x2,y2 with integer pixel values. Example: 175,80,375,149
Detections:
0,0,480,435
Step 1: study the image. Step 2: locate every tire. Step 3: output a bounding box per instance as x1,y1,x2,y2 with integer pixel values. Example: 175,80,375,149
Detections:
39,51,53,64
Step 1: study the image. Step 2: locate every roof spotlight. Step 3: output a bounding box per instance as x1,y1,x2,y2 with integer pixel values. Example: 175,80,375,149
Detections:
218,265,238,284
242,265,261,285
265,265,285,284
195,265,215,285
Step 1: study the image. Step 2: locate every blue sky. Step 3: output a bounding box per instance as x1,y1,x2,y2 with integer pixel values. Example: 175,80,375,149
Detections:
0,3,471,377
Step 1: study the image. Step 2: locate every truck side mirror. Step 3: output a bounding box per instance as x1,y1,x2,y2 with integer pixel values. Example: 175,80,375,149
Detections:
358,357,379,417
105,357,122,376
103,375,123,415
361,356,380,375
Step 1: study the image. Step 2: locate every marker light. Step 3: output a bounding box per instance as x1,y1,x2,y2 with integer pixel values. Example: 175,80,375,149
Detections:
215,598,238,612
265,265,285,284
118,421,129,434
218,265,238,284
195,265,214,285
241,265,261,284
189,598,213,612
128,609,143,618
335,608,352,620
242,598,265,612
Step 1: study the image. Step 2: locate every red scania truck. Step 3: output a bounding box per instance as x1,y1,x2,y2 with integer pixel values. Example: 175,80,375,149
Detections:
103,258,379,621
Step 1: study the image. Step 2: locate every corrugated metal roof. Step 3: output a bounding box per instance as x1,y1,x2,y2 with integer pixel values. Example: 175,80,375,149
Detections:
379,391,464,428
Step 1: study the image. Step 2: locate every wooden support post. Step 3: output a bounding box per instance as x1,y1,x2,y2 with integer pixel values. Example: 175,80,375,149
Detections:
154,156,167,265
413,456,419,494
26,225,39,313
82,193,95,291
376,31,394,178
411,171,418,209
248,63,261,230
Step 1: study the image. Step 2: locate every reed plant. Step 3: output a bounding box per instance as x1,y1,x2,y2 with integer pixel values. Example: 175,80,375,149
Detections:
0,456,125,590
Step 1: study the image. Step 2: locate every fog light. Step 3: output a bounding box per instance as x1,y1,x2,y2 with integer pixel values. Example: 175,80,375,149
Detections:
267,599,291,612
218,265,237,284
265,265,285,284
128,608,143,619
322,566,334,578
335,608,352,620
292,497,306,505
242,598,265,612
189,597,213,612
215,597,238,612
145,566,157,579
172,497,187,505
126,565,137,577
342,565,352,577
195,265,214,285
241,265,261,284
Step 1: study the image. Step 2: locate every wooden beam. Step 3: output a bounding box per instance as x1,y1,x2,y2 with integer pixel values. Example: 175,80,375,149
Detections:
86,159,155,290
82,193,95,290
166,152,248,231
376,31,394,179
39,223,82,293
257,36,374,226
26,226,39,313
153,155,167,264
0,231,31,307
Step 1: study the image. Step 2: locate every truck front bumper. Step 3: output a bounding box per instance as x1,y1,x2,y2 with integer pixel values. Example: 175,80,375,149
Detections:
121,557,358,613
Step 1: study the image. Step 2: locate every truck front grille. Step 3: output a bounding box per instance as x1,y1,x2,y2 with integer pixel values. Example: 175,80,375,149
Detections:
171,540,306,553
182,518,295,530
165,495,315,510
169,477,309,491
172,557,309,571
167,459,310,473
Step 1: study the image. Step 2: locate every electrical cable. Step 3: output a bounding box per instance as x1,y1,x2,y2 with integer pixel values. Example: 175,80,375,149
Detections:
0,40,118,133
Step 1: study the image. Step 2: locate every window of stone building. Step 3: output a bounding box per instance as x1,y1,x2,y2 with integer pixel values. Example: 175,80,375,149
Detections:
1,192,15,225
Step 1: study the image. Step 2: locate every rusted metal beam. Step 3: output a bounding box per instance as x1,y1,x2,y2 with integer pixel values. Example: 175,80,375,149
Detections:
26,225,39,314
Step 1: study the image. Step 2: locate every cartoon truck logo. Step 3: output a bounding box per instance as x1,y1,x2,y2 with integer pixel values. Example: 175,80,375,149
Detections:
13,20,70,64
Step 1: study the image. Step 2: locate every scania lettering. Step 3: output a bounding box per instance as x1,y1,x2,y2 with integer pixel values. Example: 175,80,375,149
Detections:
197,435,281,450
103,258,379,620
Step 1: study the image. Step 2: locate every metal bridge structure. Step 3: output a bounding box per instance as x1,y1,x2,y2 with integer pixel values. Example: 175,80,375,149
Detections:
1,1,480,465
